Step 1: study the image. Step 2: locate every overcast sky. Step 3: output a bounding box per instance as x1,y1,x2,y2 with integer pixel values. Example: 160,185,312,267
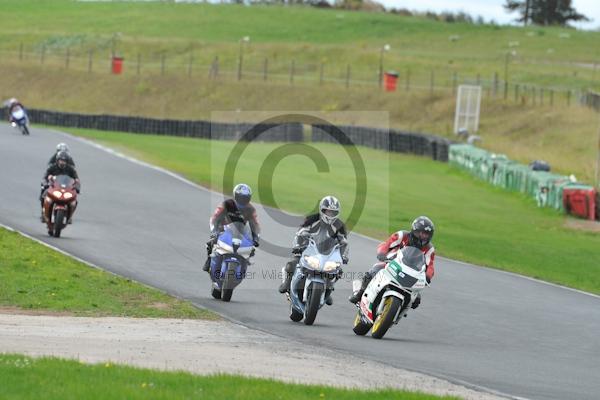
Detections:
377,0,599,29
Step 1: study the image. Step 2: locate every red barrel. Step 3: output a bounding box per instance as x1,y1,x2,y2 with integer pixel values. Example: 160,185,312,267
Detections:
563,186,597,220
111,57,124,74
384,71,399,92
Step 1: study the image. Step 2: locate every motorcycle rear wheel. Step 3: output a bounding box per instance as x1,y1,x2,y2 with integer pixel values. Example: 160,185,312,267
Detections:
289,303,303,322
352,312,372,336
371,296,401,339
211,287,222,300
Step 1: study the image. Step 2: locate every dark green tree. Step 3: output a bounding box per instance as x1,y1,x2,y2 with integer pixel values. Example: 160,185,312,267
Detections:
504,0,589,26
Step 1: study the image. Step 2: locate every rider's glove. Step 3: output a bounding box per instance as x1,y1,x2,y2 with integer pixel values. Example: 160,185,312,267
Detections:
253,239,260,248
342,255,349,265
291,247,303,255
376,253,387,262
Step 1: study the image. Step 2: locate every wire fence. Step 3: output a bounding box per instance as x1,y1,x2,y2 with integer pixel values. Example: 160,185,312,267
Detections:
1,47,598,110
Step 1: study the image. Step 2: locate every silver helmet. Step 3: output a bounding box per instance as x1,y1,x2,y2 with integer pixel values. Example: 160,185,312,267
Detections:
319,196,340,225
56,143,70,153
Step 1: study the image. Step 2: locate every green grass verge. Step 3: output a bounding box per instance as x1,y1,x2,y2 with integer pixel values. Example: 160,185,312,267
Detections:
0,228,216,319
0,354,458,400
66,129,600,294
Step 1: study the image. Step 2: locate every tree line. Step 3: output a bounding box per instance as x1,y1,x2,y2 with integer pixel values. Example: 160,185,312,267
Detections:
229,0,589,27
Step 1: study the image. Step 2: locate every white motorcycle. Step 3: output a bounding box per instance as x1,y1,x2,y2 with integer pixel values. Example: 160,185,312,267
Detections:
352,246,428,339
10,107,30,135
286,228,344,325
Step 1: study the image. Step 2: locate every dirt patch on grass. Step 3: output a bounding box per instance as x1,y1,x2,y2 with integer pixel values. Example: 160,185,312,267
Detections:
0,307,75,317
564,218,600,232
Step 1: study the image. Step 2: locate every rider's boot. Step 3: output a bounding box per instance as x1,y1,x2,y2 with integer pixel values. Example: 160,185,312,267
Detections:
203,238,216,272
348,273,372,304
278,259,297,293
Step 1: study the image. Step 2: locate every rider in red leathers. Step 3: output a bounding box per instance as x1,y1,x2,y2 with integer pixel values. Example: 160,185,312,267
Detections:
349,216,435,308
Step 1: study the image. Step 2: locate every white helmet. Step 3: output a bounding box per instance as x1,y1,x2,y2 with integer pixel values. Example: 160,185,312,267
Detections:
56,143,70,153
319,196,340,225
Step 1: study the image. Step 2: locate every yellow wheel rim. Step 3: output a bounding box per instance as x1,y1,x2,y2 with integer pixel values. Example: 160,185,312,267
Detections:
354,313,361,328
372,297,393,333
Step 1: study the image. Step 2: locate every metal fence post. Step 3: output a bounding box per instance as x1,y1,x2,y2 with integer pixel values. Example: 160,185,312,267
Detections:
430,70,435,97
263,58,268,81
88,50,93,73
290,59,295,85
319,62,324,86
346,64,351,88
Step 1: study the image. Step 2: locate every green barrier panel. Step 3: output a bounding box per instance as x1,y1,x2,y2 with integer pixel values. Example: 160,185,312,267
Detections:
448,144,580,212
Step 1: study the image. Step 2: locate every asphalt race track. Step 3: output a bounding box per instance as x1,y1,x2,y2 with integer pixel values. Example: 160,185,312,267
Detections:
1,124,599,400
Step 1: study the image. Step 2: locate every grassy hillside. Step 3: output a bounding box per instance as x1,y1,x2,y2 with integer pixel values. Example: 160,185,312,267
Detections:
0,0,599,89
64,129,600,294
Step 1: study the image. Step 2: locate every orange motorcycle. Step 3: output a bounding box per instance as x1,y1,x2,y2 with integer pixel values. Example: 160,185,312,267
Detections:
43,175,79,237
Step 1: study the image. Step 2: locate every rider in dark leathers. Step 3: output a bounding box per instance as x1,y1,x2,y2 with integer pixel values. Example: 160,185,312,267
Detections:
278,196,349,305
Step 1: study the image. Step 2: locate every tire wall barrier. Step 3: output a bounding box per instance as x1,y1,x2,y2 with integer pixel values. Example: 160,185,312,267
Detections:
1,107,305,143
311,124,451,162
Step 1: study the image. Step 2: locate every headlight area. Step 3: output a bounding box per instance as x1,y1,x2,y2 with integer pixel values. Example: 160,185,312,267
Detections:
323,261,341,272
52,190,63,199
63,192,73,199
303,255,320,270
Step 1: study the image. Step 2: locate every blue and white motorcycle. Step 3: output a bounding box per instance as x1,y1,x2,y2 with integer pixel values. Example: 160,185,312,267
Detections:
209,221,255,302
10,106,30,135
287,228,344,325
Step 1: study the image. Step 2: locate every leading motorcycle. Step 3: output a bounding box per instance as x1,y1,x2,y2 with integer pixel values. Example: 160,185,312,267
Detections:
209,221,255,302
10,107,29,135
352,246,428,339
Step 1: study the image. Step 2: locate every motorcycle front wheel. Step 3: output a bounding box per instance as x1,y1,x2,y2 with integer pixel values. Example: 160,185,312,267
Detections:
371,296,401,339
303,282,324,326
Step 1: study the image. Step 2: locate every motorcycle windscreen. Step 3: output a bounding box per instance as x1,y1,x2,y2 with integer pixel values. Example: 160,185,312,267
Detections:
313,227,338,255
224,221,254,247
53,175,75,188
399,246,426,272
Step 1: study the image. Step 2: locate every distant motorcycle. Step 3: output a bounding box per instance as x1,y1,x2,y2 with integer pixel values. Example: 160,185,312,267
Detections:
352,246,428,339
10,107,30,135
209,221,255,302
286,229,343,325
43,175,78,237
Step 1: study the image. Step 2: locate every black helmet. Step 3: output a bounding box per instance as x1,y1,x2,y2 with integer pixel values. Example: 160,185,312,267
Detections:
56,151,69,168
233,183,252,208
409,216,434,248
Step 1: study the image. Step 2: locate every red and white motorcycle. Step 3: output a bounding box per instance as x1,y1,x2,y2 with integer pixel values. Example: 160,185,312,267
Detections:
352,246,428,339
